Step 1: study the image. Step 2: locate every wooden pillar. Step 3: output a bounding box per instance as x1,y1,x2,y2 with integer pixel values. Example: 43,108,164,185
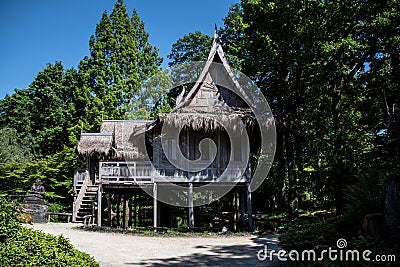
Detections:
153,183,158,231
217,130,221,176
233,191,239,232
97,185,102,227
138,194,142,226
133,194,137,228
157,198,161,226
240,189,246,228
122,194,127,228
107,193,112,226
247,183,253,230
188,183,194,230
128,194,133,228
116,194,120,227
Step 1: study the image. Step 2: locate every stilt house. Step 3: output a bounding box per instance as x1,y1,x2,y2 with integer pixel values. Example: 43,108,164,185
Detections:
74,31,262,231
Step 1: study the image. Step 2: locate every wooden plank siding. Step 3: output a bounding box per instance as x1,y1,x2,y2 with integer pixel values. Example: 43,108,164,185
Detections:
96,127,250,186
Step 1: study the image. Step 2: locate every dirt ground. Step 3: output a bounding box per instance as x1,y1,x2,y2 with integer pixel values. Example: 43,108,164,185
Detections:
28,223,282,266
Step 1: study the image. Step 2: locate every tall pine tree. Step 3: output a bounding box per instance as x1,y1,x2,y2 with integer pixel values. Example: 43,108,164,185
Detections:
79,0,162,126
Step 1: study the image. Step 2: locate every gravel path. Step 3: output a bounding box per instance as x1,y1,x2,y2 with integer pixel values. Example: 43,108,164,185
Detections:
28,223,281,266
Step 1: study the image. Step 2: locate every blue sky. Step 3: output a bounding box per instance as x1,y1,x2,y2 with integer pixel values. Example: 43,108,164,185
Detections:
0,0,239,99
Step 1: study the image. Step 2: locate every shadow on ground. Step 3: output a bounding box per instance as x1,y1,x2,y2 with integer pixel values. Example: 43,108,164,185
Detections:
124,235,282,266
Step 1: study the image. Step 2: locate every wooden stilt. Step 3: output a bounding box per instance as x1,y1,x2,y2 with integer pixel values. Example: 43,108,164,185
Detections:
188,183,194,230
247,183,253,230
97,185,102,227
122,194,127,228
153,183,158,231
240,190,246,229
233,191,239,231
157,195,161,226
107,193,111,226
128,194,132,228
138,194,142,226
133,194,137,228
116,194,120,227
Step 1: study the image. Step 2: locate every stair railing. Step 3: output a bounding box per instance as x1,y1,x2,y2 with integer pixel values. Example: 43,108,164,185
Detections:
72,170,90,222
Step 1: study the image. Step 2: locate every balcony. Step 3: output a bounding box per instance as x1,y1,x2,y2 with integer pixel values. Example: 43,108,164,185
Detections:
99,161,154,184
98,161,250,185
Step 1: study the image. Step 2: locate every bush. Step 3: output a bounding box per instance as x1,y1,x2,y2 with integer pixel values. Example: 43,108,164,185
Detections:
0,198,98,267
343,168,388,221
278,216,348,251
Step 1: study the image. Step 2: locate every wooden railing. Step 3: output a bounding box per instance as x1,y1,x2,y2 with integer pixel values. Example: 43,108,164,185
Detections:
98,161,250,184
73,169,87,193
72,171,90,222
99,161,154,184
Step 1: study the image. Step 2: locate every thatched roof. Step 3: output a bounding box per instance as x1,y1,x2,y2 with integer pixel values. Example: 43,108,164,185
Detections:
77,120,152,160
157,107,256,132
101,120,151,160
77,133,113,157
152,28,265,133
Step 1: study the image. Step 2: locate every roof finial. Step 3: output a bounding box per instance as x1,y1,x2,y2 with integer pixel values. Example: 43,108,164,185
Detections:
214,24,219,42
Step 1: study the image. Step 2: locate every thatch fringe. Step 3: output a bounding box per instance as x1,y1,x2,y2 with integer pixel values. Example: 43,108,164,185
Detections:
158,110,256,133
100,120,150,160
77,120,152,160
77,133,113,156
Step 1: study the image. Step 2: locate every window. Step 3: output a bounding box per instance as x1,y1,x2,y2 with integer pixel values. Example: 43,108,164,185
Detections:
200,139,210,161
170,139,177,161
233,137,242,161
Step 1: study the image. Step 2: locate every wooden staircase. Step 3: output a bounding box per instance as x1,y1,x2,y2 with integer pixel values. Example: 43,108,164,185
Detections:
73,170,98,223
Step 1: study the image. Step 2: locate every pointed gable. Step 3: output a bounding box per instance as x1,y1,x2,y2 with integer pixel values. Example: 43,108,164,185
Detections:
155,28,257,132
176,29,251,111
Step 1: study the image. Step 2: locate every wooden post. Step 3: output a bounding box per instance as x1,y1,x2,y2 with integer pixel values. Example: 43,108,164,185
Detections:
240,189,246,228
157,198,161,226
107,193,112,226
247,183,253,230
97,185,102,227
188,183,194,230
116,194,120,227
133,194,137,228
122,194,127,228
233,191,239,232
217,130,221,175
128,194,132,228
153,183,158,231
138,194,142,226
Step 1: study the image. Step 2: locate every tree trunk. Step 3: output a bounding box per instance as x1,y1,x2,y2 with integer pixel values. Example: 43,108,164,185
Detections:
285,117,298,212
332,83,345,212
276,121,287,210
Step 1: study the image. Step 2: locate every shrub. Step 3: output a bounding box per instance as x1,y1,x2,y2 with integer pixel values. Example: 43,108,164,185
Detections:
0,198,98,266
278,216,347,251
343,168,388,221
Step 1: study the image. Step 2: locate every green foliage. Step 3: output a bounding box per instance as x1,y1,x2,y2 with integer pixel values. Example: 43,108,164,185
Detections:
47,202,70,213
167,31,212,67
0,128,33,163
0,198,98,266
279,216,347,251
0,0,399,239
0,147,83,207
219,3,246,70
348,235,400,264
0,62,86,158
79,0,162,122
229,0,400,213
343,168,389,220
0,198,19,241
126,68,173,120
